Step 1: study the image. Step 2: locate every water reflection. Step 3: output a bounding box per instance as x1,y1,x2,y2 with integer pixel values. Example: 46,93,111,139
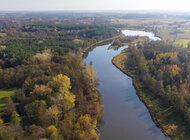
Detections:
84,30,169,140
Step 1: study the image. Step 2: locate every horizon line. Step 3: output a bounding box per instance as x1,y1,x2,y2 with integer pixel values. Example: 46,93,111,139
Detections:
1,9,190,13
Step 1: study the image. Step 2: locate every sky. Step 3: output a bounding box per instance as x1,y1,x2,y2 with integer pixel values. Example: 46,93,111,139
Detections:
0,0,190,11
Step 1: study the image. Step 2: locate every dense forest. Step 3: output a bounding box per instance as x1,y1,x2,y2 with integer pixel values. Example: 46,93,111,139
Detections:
3,11,190,140
118,41,190,139
0,14,120,140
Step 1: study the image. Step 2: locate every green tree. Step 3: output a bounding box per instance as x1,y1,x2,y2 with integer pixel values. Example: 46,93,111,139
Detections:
10,111,21,127
31,84,52,99
6,97,16,117
25,100,47,124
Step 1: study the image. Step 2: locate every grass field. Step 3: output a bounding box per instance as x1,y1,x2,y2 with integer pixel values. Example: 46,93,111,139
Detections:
174,40,190,47
0,33,7,38
0,89,16,112
110,18,190,42
178,28,190,33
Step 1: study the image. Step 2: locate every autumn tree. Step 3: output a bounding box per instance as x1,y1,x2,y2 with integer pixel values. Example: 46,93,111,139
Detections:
10,111,21,127
74,114,99,140
84,64,98,87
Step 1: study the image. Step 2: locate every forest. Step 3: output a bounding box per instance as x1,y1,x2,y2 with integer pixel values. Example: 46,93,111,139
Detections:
2,11,190,140
114,40,190,139
0,13,120,140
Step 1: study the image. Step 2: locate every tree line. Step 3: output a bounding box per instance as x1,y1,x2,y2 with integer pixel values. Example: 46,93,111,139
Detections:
0,18,119,139
125,41,190,125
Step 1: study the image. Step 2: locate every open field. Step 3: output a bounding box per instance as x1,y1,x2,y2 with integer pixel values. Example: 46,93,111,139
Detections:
174,39,190,47
110,19,190,44
0,33,6,38
0,89,16,112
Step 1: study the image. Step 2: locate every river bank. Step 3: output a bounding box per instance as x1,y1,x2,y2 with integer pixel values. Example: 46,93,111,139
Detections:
82,33,124,58
84,42,170,139
112,51,190,140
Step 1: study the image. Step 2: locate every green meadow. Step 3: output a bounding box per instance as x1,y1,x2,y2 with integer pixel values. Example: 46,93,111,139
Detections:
0,89,16,112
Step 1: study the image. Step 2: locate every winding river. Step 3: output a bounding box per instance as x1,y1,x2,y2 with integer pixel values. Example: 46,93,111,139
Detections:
84,30,170,140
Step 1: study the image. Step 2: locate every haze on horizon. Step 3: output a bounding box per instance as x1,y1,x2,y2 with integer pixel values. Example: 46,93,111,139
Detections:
0,0,190,12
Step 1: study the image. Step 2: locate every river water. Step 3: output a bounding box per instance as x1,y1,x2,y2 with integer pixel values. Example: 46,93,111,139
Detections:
84,30,170,140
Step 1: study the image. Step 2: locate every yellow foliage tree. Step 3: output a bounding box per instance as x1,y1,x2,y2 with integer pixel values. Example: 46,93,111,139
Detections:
48,74,76,111
47,125,59,140
31,85,52,99
47,105,60,126
74,114,99,140
0,45,6,51
84,64,98,87
0,118,4,125
56,90,76,111
47,125,57,134
48,74,71,92
32,49,52,64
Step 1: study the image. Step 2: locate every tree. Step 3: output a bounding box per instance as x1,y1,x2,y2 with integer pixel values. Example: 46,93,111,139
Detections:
27,125,46,139
74,114,99,140
5,97,15,118
56,89,76,112
47,125,59,140
48,74,76,112
155,80,164,96
60,111,76,140
10,111,21,127
32,49,52,64
47,106,59,126
0,126,16,140
176,96,185,113
25,100,47,124
50,131,59,140
31,84,52,99
48,74,71,92
156,69,163,80
84,64,98,87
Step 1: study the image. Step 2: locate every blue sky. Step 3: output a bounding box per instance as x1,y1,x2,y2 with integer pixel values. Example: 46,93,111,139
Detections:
0,0,189,11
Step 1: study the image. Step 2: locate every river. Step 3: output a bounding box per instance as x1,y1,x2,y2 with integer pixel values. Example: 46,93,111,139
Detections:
84,30,170,140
